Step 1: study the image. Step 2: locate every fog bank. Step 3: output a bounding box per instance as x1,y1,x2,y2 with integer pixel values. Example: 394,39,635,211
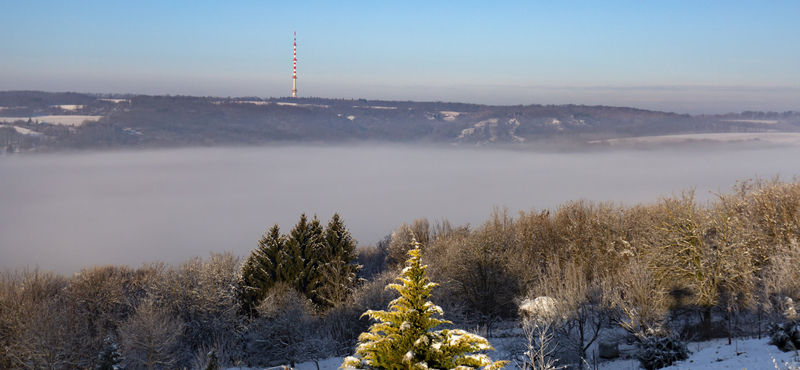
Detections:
1,145,798,274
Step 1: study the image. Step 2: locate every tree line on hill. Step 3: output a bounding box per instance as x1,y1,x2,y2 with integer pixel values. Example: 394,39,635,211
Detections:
2,90,800,152
2,176,800,369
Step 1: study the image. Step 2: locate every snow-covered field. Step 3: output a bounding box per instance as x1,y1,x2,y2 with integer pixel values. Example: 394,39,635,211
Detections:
0,115,102,126
355,105,397,109
0,124,43,136
238,338,798,370
595,133,800,146
231,100,272,105
721,119,780,124
54,104,83,111
276,102,331,108
597,338,799,370
440,111,462,121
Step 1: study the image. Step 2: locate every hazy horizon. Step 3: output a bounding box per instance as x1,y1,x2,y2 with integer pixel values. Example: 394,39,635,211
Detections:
2,144,799,275
2,1,798,114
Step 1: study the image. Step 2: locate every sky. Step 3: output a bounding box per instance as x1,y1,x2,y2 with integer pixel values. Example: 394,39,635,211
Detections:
1,1,799,114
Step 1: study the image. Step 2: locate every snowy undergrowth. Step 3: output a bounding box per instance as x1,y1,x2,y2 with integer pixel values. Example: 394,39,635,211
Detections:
602,338,799,370
220,338,800,370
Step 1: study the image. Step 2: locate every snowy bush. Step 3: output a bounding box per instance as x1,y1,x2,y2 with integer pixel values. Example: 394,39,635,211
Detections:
769,321,800,352
634,334,690,370
518,297,560,324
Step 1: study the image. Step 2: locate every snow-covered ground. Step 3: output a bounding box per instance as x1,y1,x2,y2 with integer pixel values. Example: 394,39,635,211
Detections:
0,115,102,126
0,124,43,136
276,102,331,108
440,111,462,121
230,338,798,370
231,100,272,105
721,119,780,124
593,133,800,146
53,104,83,111
354,106,397,109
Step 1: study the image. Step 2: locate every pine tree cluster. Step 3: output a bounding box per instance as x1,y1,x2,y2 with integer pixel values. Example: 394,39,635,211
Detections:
239,213,360,312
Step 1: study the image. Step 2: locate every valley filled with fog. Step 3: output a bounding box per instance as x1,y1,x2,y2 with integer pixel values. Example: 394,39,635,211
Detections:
2,144,799,274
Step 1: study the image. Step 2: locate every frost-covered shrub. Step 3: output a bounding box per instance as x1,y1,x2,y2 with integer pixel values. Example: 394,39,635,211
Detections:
769,321,800,352
769,297,800,353
635,334,690,370
518,297,560,324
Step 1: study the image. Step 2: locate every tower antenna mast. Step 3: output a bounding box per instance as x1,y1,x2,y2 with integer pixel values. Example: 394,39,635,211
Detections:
292,31,297,98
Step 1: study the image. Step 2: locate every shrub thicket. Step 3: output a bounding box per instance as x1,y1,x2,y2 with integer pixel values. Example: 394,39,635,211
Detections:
1,177,800,368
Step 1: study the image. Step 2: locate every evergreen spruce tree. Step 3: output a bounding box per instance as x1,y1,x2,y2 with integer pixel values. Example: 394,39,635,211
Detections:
285,214,325,304
96,335,125,370
342,240,507,370
204,350,220,370
240,213,361,310
316,213,362,306
239,224,290,314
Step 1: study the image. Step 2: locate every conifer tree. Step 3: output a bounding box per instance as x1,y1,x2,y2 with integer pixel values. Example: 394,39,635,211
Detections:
240,213,361,310
316,213,361,306
342,240,507,370
96,335,124,370
287,214,325,304
204,350,220,370
239,224,290,314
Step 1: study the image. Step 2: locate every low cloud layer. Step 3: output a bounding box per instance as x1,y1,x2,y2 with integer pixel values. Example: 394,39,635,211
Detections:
2,144,799,274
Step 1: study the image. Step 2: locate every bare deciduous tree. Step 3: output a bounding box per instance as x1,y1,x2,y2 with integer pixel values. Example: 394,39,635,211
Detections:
118,299,184,370
246,283,331,368
603,258,669,338
516,318,567,370
652,190,757,333
529,258,607,365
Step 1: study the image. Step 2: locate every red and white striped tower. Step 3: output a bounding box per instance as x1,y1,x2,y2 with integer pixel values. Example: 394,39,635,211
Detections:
292,31,297,98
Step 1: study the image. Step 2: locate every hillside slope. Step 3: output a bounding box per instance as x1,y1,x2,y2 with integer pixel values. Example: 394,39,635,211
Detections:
2,91,799,151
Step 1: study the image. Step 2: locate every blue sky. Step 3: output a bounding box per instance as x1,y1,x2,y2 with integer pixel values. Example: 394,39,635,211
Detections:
1,1,798,113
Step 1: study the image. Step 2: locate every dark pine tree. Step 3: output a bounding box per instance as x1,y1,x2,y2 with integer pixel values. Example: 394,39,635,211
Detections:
204,350,220,370
315,213,361,306
96,335,125,370
239,213,361,311
286,214,325,305
238,224,290,314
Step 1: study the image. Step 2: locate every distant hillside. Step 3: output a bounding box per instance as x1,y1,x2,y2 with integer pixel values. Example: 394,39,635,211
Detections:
1,91,799,151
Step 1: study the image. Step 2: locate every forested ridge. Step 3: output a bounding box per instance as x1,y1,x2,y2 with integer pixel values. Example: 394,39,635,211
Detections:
2,177,800,369
2,91,800,152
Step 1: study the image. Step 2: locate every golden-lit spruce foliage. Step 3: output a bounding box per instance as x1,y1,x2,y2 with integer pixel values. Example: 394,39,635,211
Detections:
343,241,507,370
